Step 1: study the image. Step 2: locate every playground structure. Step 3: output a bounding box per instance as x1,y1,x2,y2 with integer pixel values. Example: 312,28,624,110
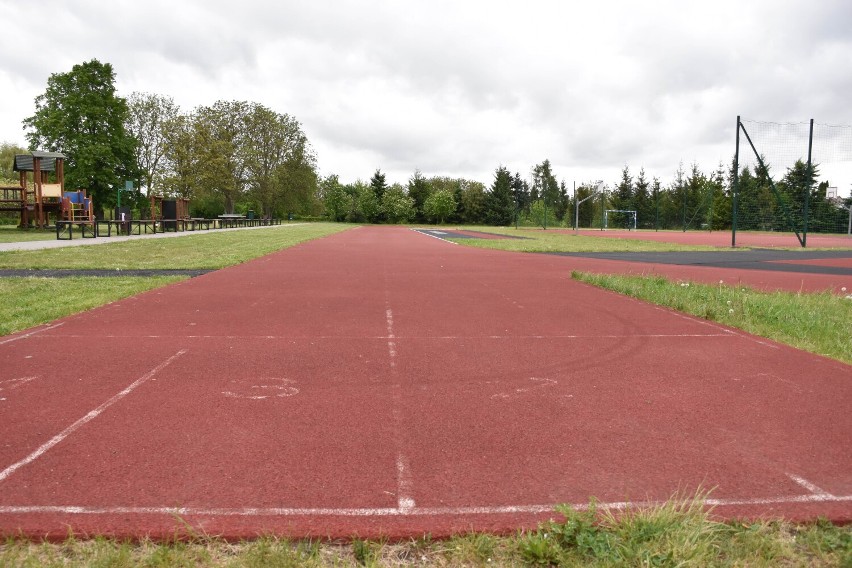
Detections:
149,195,190,231
1,151,93,229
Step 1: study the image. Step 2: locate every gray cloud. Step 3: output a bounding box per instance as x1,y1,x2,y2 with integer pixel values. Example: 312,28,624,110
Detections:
0,0,849,192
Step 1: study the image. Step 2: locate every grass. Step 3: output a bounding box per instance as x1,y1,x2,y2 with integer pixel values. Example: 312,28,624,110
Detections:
0,224,56,243
1,497,849,566
0,222,351,270
449,226,722,253
0,276,187,336
572,272,852,365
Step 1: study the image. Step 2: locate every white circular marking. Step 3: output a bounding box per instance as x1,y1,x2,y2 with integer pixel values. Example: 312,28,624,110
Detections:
222,378,299,400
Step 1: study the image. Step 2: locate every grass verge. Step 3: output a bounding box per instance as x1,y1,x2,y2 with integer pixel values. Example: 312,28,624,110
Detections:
0,276,186,336
0,223,351,270
0,225,56,243
1,498,849,566
449,226,722,253
572,271,852,365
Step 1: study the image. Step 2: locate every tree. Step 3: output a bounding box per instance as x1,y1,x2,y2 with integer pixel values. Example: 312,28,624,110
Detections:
512,172,530,214
530,160,558,209
485,166,515,225
160,112,201,199
126,92,179,197
424,189,456,224
611,165,634,214
710,163,731,230
458,179,487,224
193,100,252,214
381,183,415,223
24,59,137,212
407,169,430,222
634,168,653,229
243,103,316,217
370,169,388,201
0,142,26,183
320,174,347,221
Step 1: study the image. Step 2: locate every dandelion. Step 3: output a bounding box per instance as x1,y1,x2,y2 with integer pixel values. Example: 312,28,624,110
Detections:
729,309,734,314
726,300,732,306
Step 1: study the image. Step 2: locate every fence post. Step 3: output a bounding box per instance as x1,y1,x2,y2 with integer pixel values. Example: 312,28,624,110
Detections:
732,116,740,247
803,118,814,248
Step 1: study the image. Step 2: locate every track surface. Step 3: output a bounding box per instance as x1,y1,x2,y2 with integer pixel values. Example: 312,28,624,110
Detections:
1,226,850,540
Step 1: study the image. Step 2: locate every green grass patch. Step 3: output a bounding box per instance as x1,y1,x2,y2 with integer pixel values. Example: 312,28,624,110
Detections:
0,224,56,243
1,498,849,566
450,226,722,253
0,223,351,270
0,276,186,336
572,272,852,365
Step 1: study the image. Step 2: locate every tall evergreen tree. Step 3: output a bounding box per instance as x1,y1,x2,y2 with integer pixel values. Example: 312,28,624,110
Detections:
634,168,652,229
370,169,388,201
611,165,634,211
485,166,515,225
512,172,530,213
407,169,429,222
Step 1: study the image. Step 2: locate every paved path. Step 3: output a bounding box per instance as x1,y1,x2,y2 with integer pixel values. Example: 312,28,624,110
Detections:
0,226,849,540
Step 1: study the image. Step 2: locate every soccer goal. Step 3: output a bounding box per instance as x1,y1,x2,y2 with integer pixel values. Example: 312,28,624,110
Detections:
604,209,637,230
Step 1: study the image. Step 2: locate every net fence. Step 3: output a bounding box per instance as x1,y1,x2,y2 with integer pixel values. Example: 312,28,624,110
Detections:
735,118,852,245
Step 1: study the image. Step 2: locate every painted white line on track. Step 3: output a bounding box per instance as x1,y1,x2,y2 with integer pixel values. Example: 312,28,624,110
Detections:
653,306,781,350
0,349,187,483
31,333,737,340
411,228,459,245
788,474,835,497
0,323,64,346
1,493,850,518
385,308,397,367
396,453,416,512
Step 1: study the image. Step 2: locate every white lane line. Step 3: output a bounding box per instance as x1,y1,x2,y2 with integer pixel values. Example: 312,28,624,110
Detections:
385,308,397,367
411,229,459,245
2,493,850,518
24,332,736,340
653,306,781,350
0,323,64,346
787,474,835,497
396,453,416,512
0,349,187,483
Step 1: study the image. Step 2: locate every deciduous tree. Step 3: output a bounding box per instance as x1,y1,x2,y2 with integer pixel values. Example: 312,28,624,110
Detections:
24,59,137,212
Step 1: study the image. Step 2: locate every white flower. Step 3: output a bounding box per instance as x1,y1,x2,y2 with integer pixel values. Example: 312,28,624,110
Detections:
842,287,847,292
729,309,734,314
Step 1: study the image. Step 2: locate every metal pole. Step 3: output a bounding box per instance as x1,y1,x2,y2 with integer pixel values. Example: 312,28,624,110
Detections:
574,181,578,233
803,118,814,248
732,116,740,247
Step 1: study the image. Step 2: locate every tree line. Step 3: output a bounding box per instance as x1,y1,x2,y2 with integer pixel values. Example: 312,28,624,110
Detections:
10,58,849,230
18,59,319,219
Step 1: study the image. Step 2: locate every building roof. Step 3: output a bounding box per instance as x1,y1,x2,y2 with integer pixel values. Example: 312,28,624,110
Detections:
12,151,66,173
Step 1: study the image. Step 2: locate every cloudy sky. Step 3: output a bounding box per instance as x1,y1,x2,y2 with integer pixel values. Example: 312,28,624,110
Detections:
1,0,850,194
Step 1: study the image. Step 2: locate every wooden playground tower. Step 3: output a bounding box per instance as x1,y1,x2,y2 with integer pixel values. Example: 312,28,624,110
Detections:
1,151,93,228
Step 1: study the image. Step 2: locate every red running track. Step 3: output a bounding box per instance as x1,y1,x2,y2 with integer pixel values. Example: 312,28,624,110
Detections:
0,226,850,540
